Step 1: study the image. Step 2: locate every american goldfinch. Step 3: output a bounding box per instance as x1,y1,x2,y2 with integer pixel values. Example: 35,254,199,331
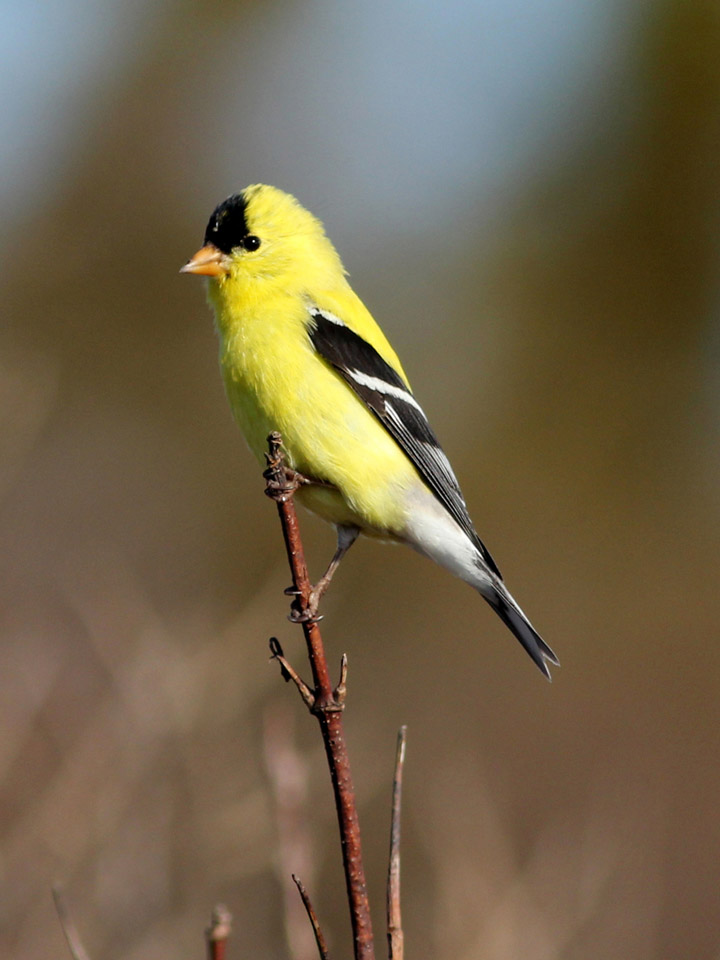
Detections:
181,185,558,678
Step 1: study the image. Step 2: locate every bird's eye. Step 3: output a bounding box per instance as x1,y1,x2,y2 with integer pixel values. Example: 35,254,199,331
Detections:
241,235,261,251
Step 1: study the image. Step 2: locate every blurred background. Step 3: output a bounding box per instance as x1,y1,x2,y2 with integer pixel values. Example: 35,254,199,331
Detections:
2,0,719,957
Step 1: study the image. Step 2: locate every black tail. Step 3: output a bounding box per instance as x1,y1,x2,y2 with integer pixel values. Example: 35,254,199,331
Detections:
484,585,559,680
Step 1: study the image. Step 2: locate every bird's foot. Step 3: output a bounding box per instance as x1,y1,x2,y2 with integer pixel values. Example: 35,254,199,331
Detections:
264,467,307,499
286,585,324,624
263,435,312,499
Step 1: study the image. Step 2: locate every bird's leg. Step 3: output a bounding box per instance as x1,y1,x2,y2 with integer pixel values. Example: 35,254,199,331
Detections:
309,525,360,612
288,525,360,622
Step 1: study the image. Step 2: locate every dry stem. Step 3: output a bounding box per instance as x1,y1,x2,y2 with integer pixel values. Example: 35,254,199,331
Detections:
386,727,407,960
293,874,331,960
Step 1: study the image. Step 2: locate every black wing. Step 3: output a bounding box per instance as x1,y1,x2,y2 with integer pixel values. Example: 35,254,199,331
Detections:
308,307,501,578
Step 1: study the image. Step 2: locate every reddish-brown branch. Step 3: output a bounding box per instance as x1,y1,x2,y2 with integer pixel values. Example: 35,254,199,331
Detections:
264,433,375,960
386,727,407,960
205,904,232,960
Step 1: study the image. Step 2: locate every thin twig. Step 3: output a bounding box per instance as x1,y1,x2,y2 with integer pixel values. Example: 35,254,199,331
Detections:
264,432,375,960
264,706,319,960
269,636,316,709
205,903,232,960
52,885,92,960
386,727,407,960
293,874,331,960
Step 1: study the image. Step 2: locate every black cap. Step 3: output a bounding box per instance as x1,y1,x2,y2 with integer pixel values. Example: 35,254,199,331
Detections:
203,194,249,254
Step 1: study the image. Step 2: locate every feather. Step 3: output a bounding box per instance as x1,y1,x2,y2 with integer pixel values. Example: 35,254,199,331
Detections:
308,307,501,578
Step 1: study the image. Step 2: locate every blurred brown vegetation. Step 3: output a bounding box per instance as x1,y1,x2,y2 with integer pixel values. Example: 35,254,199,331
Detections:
2,1,720,958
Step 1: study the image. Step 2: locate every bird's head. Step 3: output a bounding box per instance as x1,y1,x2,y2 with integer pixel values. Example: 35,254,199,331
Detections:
181,184,343,291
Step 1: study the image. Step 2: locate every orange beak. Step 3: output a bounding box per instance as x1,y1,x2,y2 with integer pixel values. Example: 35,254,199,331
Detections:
180,244,230,277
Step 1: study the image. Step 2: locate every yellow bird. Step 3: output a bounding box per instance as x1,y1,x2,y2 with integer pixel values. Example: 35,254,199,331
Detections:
182,185,558,678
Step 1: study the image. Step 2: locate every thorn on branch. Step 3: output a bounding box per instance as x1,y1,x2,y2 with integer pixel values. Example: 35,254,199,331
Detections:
293,874,330,960
206,903,232,960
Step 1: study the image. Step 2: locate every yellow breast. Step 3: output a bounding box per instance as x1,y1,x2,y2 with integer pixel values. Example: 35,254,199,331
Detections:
209,281,417,535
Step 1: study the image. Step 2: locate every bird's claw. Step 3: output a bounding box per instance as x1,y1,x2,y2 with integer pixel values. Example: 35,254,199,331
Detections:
288,592,323,624
288,607,324,625
263,475,298,499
